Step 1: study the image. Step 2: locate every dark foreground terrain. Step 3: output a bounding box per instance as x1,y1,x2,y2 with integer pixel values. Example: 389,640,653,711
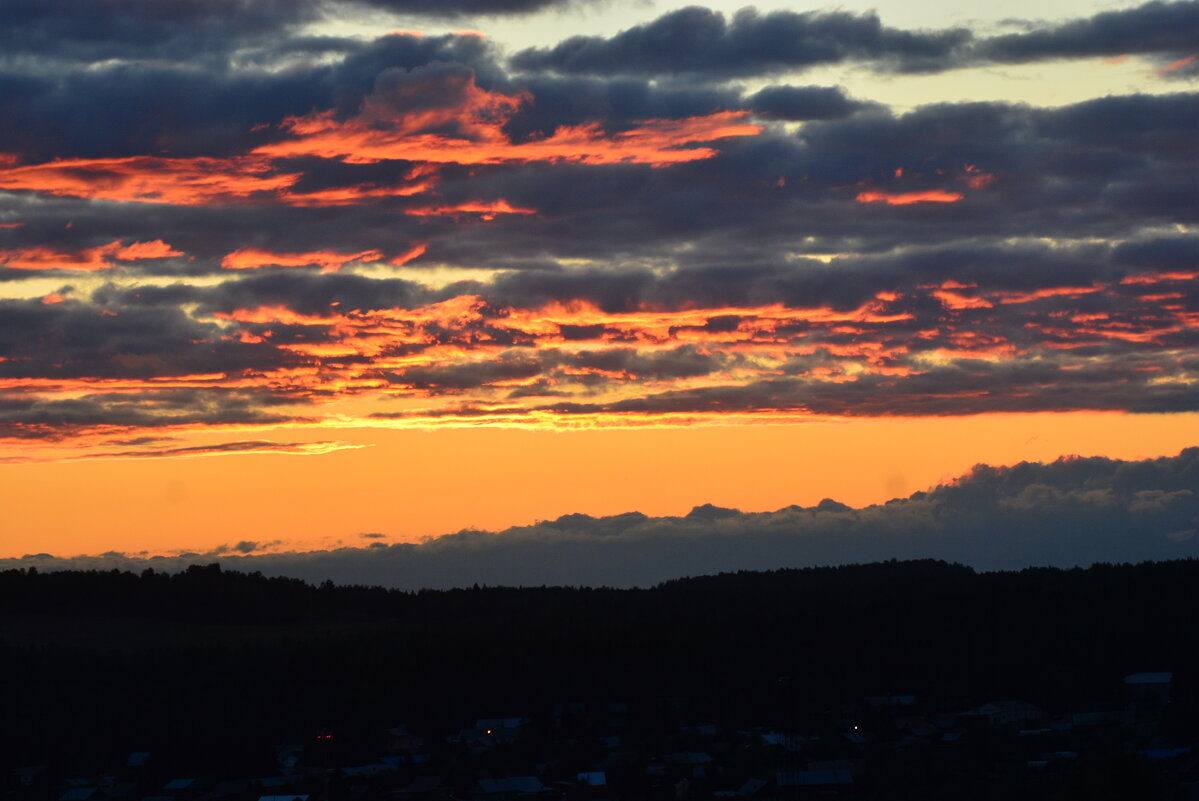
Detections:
1,559,1197,799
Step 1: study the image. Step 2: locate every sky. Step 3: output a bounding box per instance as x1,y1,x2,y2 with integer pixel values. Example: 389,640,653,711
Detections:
1,0,1197,565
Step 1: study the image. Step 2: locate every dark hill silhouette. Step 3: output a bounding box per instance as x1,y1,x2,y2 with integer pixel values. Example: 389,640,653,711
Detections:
0,559,1196,777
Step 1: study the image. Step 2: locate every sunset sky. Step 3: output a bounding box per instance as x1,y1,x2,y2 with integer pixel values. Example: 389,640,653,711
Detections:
2,0,1198,562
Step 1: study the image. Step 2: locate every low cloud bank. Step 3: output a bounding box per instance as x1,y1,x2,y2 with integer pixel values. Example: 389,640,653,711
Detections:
9,448,1199,588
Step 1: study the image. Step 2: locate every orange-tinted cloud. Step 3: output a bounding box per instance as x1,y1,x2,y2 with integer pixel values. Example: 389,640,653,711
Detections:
933,289,993,310
255,71,760,168
0,154,297,205
277,176,440,207
1158,53,1197,74
221,248,384,273
70,439,365,462
259,112,761,167
405,199,536,218
0,78,757,209
6,254,1196,448
113,240,183,259
391,243,428,266
855,190,964,205
0,239,182,271
1121,271,1199,285
962,165,994,188
993,286,1099,304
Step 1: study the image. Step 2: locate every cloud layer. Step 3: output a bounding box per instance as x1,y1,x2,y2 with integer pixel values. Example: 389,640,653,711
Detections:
511,1,1199,78
0,1,1197,457
10,449,1199,587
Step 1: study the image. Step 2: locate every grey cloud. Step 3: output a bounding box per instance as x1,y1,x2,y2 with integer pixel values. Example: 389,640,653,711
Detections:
500,76,744,141
977,0,1199,65
0,390,301,440
372,346,1199,418
2,80,1196,274
341,0,593,17
392,94,1199,270
5,226,1197,422
0,31,501,160
510,6,970,78
510,1,1199,79
746,85,869,121
0,0,317,66
386,352,546,391
0,297,299,379
0,0,586,68
564,346,723,380
381,345,728,393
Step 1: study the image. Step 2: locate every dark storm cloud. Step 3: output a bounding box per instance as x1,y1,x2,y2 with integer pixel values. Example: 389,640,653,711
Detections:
324,31,502,104
386,352,546,390
366,92,1199,272
510,1,1199,79
0,67,331,161
11,449,1199,586
342,0,592,17
2,68,1195,274
86,271,436,319
564,346,723,380
195,272,435,316
500,76,745,141
4,0,1192,79
1,2,1196,438
746,85,870,121
0,0,588,66
382,345,727,392
0,31,500,160
510,6,971,78
398,356,1199,419
0,296,298,379
4,223,1196,425
976,0,1199,65
0,389,300,440
0,0,315,65
1113,236,1199,270
463,236,1160,312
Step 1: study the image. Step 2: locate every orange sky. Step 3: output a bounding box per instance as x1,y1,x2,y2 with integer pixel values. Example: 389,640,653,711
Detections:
2,2,1197,567
3,410,1195,558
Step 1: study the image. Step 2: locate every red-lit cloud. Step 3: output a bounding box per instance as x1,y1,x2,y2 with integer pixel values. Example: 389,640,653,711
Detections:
391,243,428,266
257,108,759,167
1158,53,1197,74
1,239,181,271
222,248,385,273
855,190,964,205
1,14,1196,465
1,266,1196,451
0,71,758,214
405,199,536,218
0,155,298,205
